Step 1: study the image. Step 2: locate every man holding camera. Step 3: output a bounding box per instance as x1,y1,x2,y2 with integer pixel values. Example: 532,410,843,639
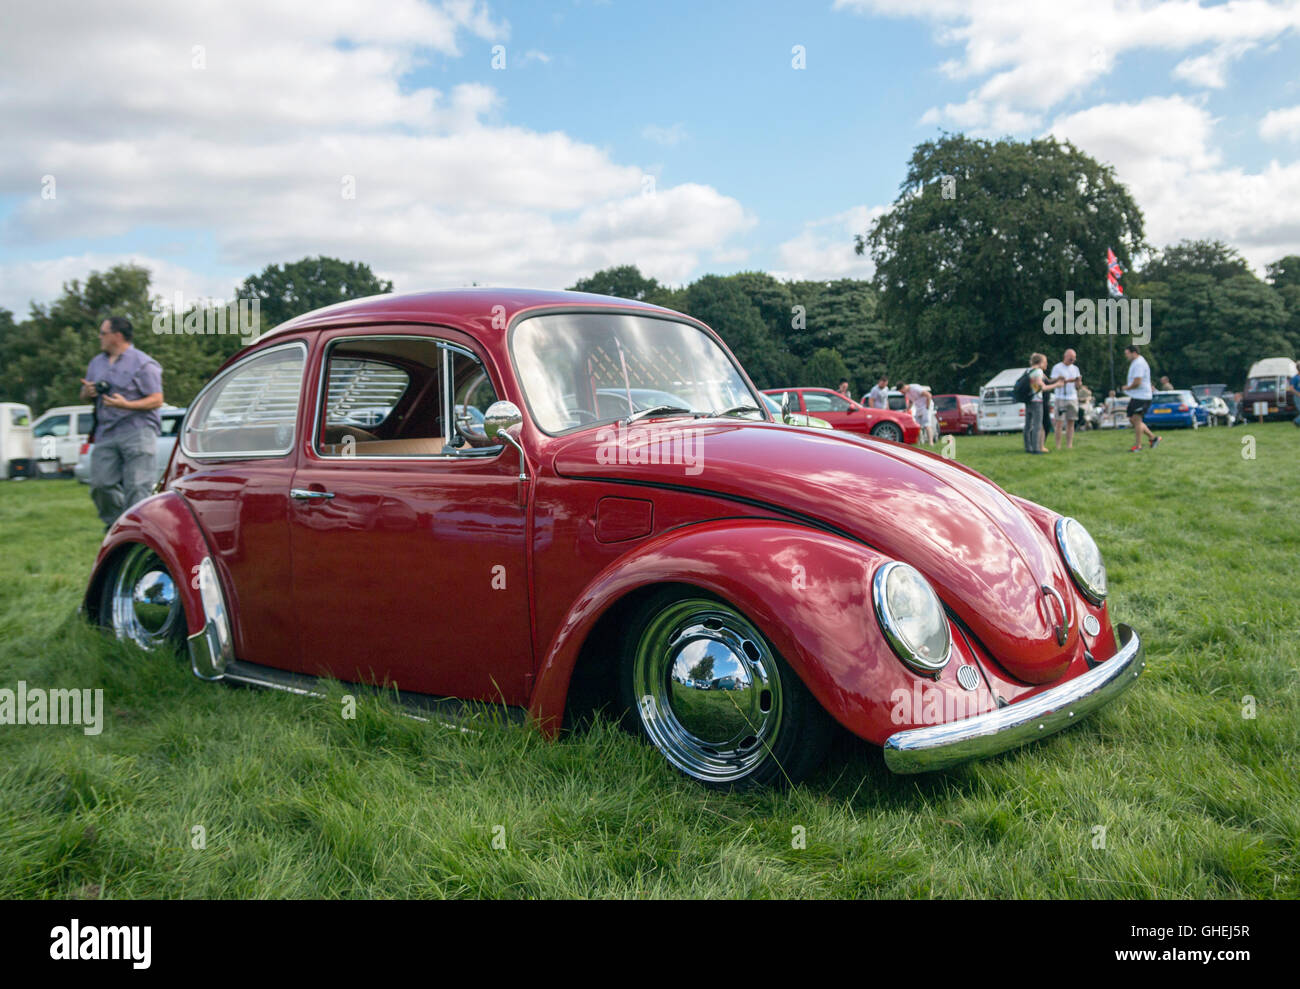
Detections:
79,316,165,528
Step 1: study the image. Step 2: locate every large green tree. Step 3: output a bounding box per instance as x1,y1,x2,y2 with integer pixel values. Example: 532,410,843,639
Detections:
236,256,393,332
682,275,796,388
1129,243,1292,386
1266,254,1300,344
858,134,1146,392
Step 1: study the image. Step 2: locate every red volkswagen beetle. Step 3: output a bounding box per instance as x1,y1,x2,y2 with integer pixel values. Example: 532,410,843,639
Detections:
84,289,1143,787
761,387,920,444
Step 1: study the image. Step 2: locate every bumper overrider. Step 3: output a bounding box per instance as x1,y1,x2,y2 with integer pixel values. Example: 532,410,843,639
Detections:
883,623,1144,774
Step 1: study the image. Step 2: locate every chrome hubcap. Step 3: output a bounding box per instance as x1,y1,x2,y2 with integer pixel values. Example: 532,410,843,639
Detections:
875,423,902,442
632,599,783,783
111,545,182,650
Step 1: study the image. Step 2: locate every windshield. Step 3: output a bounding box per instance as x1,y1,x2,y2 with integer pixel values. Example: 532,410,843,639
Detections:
512,312,762,434
1246,377,1278,394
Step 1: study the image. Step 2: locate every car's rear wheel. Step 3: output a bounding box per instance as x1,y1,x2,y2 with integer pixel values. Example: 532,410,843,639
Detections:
871,421,904,443
620,588,831,788
99,543,187,653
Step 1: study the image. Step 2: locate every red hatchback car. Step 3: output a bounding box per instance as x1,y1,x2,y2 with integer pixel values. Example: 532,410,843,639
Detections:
933,394,980,435
761,387,920,444
84,289,1143,788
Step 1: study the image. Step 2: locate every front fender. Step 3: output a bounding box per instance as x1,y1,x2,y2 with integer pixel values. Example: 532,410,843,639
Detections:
528,518,998,745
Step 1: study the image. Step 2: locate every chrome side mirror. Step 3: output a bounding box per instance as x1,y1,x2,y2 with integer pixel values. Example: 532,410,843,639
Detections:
483,400,523,440
781,391,793,424
484,400,528,482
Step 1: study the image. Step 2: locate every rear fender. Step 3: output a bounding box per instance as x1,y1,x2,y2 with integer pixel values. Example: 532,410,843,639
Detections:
84,491,233,680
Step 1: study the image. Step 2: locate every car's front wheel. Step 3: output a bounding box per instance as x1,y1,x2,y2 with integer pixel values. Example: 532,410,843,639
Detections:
871,421,904,443
99,543,187,653
620,589,831,788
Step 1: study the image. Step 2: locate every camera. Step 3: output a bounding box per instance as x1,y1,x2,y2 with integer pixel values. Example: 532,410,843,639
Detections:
94,381,111,395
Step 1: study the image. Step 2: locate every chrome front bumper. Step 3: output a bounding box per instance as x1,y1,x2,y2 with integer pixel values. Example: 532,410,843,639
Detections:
883,623,1144,774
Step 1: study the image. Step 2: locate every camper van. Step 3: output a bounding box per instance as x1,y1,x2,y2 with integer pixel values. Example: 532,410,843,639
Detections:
1242,358,1298,421
0,403,34,478
978,368,1027,434
29,404,95,474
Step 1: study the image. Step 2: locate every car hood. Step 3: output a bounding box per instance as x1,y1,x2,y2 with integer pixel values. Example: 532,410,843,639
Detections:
552,420,1079,684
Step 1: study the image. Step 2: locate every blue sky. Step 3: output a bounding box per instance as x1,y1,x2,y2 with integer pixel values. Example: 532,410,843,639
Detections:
2,0,1299,313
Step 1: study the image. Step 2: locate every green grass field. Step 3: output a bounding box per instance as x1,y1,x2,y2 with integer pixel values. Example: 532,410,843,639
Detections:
2,422,1297,898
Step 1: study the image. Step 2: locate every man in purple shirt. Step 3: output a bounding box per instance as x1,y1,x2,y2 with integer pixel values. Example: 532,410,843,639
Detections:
79,316,165,527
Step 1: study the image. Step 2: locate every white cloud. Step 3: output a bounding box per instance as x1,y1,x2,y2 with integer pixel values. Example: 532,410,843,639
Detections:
771,205,884,282
0,254,233,315
642,123,688,146
1048,95,1300,271
837,0,1300,132
0,1,752,311
1260,104,1300,141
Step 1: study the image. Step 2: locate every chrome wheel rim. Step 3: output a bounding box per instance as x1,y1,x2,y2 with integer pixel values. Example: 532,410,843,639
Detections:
632,598,783,783
110,544,182,651
874,422,903,442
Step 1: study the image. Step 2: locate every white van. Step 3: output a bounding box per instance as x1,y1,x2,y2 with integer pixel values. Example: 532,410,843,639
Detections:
0,403,34,478
30,404,95,474
978,368,1027,434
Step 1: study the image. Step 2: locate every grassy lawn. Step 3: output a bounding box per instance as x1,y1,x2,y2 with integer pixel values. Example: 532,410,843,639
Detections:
1,422,1297,899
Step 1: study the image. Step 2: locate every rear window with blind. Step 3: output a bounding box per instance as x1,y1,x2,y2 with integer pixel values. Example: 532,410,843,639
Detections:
323,359,409,428
182,343,307,457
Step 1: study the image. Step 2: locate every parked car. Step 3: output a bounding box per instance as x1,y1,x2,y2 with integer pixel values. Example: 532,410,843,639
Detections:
759,392,831,429
0,402,34,478
761,387,920,443
1242,358,1298,421
30,404,94,474
1195,395,1233,426
74,407,188,484
1146,391,1210,429
933,394,980,435
978,368,1027,434
84,288,1143,788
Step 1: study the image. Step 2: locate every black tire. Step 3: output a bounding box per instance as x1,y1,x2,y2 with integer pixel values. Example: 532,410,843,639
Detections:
98,543,188,655
619,587,832,789
870,421,904,443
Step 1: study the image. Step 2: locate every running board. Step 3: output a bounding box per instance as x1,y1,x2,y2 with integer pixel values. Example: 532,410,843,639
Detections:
219,659,529,731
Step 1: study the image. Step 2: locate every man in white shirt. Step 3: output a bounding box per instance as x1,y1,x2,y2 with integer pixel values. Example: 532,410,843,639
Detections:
1123,344,1160,451
1050,349,1083,450
905,383,936,445
865,376,889,409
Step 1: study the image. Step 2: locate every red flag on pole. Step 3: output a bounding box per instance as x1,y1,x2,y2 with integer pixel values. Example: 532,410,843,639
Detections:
1107,248,1124,298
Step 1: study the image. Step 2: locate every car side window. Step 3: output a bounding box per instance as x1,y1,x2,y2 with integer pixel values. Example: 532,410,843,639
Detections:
315,336,502,458
34,415,69,438
805,392,850,413
183,343,307,458
77,413,94,434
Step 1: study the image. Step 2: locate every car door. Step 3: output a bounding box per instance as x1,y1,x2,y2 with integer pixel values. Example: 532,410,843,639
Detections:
172,340,309,669
801,389,867,433
287,330,533,706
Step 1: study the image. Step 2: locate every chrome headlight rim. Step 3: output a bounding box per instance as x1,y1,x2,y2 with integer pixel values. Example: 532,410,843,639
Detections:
872,561,953,674
1055,516,1107,605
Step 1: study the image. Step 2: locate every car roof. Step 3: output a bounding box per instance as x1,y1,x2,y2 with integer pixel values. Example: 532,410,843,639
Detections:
1248,357,1298,376
981,368,1026,388
255,287,683,342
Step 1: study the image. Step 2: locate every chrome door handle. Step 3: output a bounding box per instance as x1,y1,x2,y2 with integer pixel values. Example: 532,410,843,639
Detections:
290,488,335,500
1041,584,1070,646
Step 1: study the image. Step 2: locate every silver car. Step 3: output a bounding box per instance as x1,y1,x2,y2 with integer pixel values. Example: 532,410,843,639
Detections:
74,407,187,484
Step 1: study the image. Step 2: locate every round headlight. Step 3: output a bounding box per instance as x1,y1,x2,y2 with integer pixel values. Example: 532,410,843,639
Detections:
872,562,952,673
1056,516,1107,603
